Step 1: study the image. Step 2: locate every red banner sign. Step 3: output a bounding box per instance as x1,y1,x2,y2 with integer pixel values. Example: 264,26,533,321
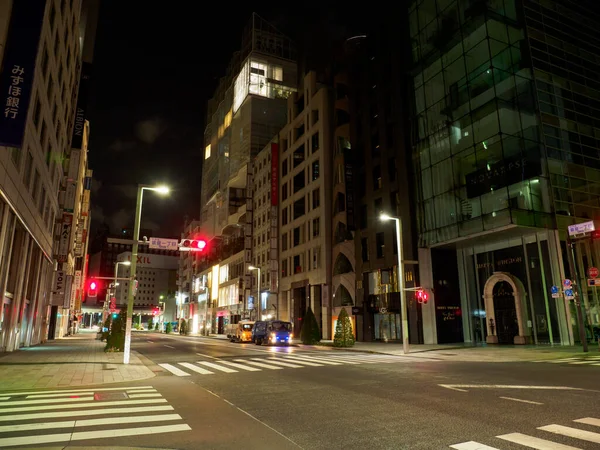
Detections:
271,142,279,206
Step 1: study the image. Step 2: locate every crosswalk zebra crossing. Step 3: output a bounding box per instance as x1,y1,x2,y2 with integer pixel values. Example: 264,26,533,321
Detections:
450,416,600,449
533,355,600,366
0,385,190,447
158,352,432,377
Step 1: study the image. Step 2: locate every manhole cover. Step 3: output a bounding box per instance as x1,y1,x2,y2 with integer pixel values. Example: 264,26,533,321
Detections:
94,391,128,401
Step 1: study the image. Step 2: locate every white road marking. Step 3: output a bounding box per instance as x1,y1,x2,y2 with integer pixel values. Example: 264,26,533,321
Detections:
125,389,157,394
262,358,305,368
499,396,543,405
164,344,176,349
0,398,8,401
539,424,600,444
234,359,282,370
439,384,582,392
0,413,181,433
196,361,238,373
575,417,600,427
1,396,93,406
178,362,214,375
499,432,580,449
0,424,191,447
127,393,162,398
216,361,261,372
0,398,166,414
27,392,96,399
282,355,343,365
450,441,500,449
147,340,154,343
568,360,599,365
280,356,324,366
196,352,218,359
0,385,153,397
158,363,191,377
1,405,174,423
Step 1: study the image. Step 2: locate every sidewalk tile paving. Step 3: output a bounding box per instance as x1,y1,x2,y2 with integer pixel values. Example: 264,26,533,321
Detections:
0,330,154,391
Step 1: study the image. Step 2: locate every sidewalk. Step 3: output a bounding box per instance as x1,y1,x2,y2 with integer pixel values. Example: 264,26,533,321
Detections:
0,330,155,391
190,332,599,362
300,340,600,362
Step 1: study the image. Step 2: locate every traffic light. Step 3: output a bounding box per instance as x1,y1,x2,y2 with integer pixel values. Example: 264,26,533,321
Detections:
179,239,207,252
416,289,429,304
152,307,160,316
87,279,98,298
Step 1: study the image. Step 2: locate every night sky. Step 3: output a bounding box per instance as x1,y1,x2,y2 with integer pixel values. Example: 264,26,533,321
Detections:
87,4,363,240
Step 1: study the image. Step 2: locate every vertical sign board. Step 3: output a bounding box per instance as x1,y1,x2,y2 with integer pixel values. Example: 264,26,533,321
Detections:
71,62,92,149
0,0,47,147
57,213,73,262
343,148,355,230
73,270,82,311
271,142,279,206
64,275,73,309
51,271,66,306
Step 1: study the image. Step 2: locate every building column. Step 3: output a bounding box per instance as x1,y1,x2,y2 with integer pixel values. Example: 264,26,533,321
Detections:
547,229,574,345
24,248,43,347
418,247,437,344
458,248,474,343
5,228,31,351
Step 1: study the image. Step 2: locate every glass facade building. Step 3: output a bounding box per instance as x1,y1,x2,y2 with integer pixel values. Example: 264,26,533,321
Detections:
409,0,600,346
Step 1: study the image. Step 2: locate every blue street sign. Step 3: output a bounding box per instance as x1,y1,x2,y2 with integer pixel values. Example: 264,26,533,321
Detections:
564,289,574,298
551,286,559,294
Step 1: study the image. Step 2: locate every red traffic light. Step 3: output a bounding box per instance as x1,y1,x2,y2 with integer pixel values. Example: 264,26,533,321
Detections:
87,279,99,298
180,239,207,252
152,307,160,316
416,289,429,304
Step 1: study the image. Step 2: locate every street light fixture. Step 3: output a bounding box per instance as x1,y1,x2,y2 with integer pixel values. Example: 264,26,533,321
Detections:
248,265,261,320
123,184,170,365
380,213,409,354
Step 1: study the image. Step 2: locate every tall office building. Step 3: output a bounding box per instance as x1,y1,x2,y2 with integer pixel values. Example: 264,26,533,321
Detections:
409,0,600,346
0,0,99,350
195,14,296,332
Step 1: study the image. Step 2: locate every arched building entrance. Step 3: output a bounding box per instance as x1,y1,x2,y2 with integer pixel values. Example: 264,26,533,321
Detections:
483,272,531,345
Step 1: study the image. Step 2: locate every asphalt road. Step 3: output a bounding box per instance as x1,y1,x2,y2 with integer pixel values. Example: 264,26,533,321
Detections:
3,333,600,449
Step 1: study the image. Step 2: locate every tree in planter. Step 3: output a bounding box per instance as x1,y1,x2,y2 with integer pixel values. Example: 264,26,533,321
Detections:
165,322,173,334
147,317,154,331
179,319,188,335
333,308,355,347
101,317,111,342
154,322,159,331
300,307,321,344
105,310,127,352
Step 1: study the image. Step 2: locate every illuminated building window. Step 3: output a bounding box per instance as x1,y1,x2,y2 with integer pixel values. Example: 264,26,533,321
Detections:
205,144,211,160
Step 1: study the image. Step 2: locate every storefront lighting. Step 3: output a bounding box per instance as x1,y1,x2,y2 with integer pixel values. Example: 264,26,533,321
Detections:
531,179,540,183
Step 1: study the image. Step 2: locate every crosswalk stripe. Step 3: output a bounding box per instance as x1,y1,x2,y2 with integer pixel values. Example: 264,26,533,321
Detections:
282,355,341,365
279,356,324,366
217,361,261,371
290,355,360,365
264,358,304,368
0,413,182,433
1,396,93,407
179,362,213,375
0,385,153,397
127,393,163,399
159,363,191,377
539,424,600,444
450,441,500,449
0,405,174,423
125,389,157,394
196,361,238,373
27,392,97,399
568,360,599,365
234,359,282,370
498,432,580,449
0,398,166,415
0,424,191,447
575,417,600,427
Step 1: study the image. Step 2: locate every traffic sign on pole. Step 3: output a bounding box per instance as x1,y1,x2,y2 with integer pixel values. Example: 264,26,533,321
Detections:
588,267,599,279
550,286,560,298
563,279,572,289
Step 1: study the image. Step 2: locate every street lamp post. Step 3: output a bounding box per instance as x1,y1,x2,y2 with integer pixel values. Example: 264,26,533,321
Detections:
248,266,261,320
102,261,131,324
123,184,169,365
380,214,409,354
